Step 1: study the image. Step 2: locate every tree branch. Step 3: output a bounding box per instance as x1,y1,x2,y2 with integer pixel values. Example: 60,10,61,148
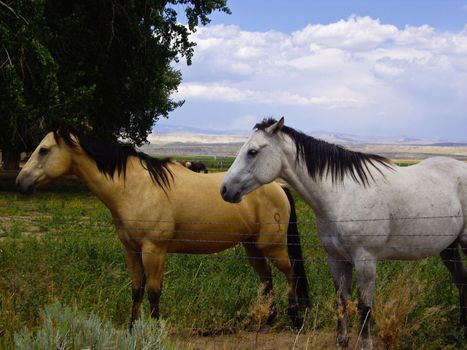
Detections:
0,0,29,25
0,47,12,69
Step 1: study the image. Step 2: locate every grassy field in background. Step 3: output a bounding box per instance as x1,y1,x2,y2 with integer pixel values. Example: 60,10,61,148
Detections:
0,186,464,349
0,158,464,349
155,155,235,172
157,156,419,172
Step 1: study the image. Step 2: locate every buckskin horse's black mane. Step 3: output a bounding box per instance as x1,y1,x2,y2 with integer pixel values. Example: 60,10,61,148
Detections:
255,118,392,185
54,126,173,189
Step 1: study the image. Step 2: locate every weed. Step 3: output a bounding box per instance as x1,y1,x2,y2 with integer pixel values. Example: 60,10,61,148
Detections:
244,286,276,331
373,264,451,349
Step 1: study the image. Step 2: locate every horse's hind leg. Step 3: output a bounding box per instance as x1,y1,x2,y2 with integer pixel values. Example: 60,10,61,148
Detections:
441,240,467,338
354,256,377,350
243,243,278,329
262,245,304,329
124,248,146,329
328,257,353,348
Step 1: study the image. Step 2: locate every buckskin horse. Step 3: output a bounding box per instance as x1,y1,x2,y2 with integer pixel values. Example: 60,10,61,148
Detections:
16,126,309,330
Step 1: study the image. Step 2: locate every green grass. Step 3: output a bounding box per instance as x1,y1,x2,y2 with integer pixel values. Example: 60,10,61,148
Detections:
0,186,465,349
153,154,235,172
393,160,420,167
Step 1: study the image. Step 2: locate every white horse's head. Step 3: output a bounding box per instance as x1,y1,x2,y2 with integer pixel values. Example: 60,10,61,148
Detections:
16,131,74,194
221,117,285,203
222,116,393,203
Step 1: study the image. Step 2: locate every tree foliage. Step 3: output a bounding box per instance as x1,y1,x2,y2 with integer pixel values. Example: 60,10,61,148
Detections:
0,0,230,169
0,0,60,168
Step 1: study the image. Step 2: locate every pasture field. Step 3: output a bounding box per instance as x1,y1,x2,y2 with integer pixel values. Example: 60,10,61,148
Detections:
163,156,419,173
0,177,465,349
155,154,235,172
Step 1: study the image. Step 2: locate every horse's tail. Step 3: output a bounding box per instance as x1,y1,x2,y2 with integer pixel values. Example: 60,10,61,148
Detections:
282,186,310,308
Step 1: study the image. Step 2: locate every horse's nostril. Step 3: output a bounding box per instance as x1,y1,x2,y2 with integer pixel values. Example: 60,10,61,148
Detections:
221,185,227,196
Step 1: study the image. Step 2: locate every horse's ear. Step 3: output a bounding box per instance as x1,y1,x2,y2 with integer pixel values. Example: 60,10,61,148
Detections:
54,124,79,148
265,116,284,134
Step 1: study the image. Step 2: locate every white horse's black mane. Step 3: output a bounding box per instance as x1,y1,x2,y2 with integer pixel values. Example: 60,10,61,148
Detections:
54,126,173,189
255,118,392,185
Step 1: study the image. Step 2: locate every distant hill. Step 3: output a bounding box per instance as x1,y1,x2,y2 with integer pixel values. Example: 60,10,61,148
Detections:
152,124,467,147
144,124,467,160
153,124,248,136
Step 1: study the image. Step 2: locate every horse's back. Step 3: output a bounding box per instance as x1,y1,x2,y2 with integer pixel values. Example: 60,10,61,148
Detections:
408,156,467,178
163,165,290,253
326,157,467,260
393,157,467,205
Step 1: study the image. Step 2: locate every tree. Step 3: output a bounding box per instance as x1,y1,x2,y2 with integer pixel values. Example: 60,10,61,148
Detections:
0,0,60,169
0,0,230,169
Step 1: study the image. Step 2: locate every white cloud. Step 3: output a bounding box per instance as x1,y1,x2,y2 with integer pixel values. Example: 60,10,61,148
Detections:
292,15,398,51
176,83,363,109
171,16,467,140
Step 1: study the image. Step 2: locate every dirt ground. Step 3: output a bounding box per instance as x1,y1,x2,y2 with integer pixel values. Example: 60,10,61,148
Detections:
178,331,383,350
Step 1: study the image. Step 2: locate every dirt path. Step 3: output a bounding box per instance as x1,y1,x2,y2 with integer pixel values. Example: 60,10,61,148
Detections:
178,331,383,350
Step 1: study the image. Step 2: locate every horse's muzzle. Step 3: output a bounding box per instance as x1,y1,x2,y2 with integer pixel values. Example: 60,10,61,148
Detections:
220,185,242,203
16,174,36,195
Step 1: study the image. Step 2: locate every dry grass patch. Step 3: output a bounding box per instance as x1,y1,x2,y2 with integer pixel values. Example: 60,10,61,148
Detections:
373,265,451,349
243,286,277,332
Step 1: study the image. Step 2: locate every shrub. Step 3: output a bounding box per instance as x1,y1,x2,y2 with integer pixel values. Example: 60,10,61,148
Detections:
14,302,179,350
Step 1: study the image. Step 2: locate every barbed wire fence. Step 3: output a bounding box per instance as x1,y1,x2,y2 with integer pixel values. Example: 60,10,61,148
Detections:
2,214,467,263
2,208,467,350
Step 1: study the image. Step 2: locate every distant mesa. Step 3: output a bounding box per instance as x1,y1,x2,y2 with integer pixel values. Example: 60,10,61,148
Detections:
146,124,467,161
153,124,248,137
153,125,466,146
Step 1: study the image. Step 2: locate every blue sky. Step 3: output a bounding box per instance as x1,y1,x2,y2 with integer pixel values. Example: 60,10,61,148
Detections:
209,0,467,33
159,1,467,140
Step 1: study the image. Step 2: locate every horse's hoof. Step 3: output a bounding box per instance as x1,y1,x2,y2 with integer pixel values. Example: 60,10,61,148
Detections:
336,335,349,349
258,324,272,333
292,317,305,330
266,310,278,326
360,338,373,350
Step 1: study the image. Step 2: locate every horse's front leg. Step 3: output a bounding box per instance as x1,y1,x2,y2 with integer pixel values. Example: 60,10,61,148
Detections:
328,257,353,348
123,247,146,330
354,255,377,350
142,241,168,319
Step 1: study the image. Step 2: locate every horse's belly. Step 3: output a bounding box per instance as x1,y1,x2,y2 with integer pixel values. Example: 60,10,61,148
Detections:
379,212,464,260
166,227,251,254
167,240,238,254
376,237,458,260
377,234,461,260
319,213,464,261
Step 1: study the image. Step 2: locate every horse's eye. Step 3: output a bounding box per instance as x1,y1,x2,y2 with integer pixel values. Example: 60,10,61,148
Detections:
247,149,258,157
39,147,49,156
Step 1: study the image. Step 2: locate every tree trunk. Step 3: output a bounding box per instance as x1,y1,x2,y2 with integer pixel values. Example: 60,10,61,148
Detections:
2,149,21,170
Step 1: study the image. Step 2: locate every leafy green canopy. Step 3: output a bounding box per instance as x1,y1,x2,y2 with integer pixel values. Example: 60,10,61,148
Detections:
0,0,230,167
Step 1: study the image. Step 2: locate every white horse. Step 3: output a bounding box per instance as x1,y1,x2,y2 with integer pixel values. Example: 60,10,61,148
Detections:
221,117,467,349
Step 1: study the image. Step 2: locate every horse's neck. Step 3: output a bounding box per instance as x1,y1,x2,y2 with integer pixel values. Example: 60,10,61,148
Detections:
280,140,340,219
70,154,132,215
282,162,338,217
